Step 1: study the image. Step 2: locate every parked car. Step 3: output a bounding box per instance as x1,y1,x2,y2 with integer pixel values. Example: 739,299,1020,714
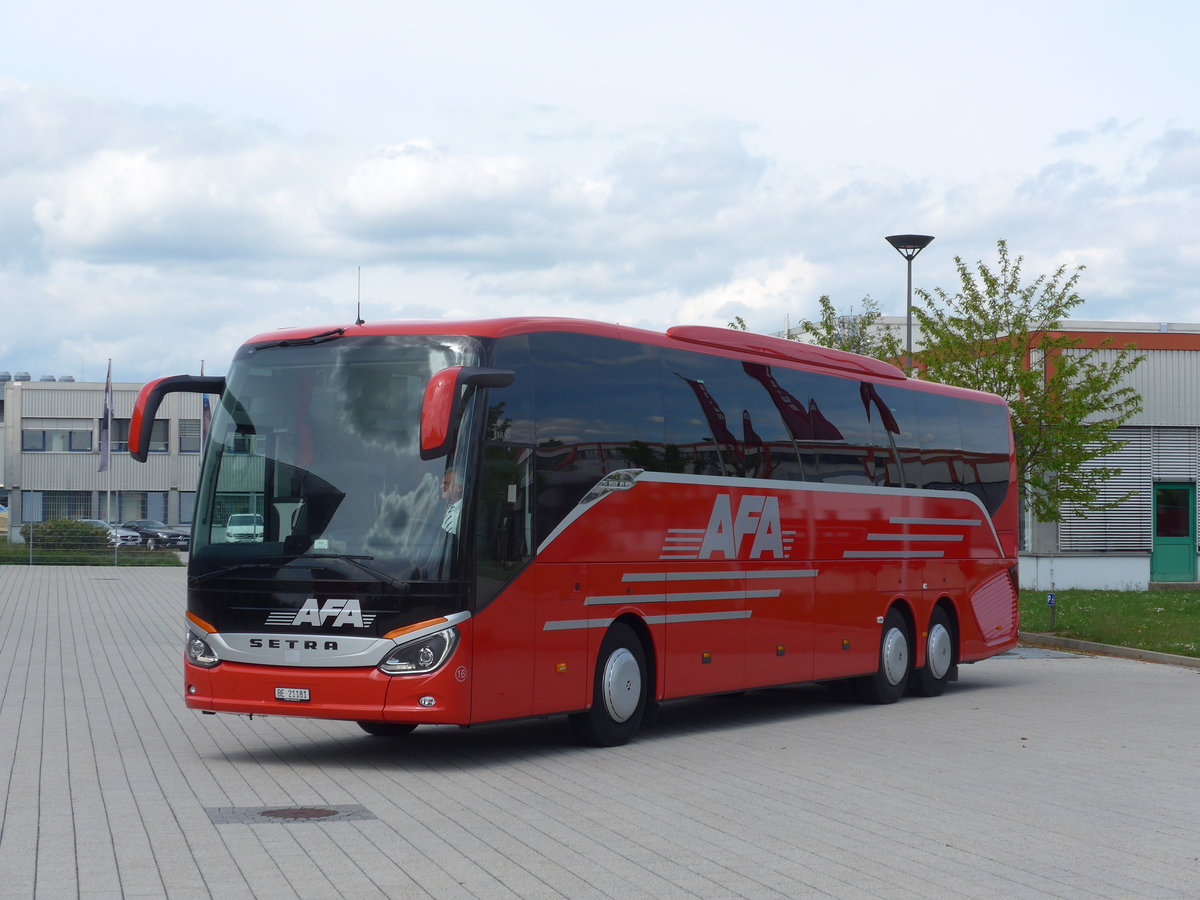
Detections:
76,518,142,547
122,519,189,550
224,513,264,543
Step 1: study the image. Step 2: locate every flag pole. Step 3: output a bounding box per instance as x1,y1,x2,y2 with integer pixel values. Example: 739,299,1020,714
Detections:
99,359,113,522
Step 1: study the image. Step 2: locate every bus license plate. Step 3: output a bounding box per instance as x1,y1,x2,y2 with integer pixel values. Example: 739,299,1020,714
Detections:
275,687,310,702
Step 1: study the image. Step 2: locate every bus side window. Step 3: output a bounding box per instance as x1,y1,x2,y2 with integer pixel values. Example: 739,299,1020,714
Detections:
866,383,919,488
661,350,749,478
795,371,872,485
529,332,665,547
476,336,536,607
915,392,966,494
960,399,1011,514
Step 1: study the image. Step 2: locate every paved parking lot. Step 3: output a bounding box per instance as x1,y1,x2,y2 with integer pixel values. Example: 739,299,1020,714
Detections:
1,565,1199,899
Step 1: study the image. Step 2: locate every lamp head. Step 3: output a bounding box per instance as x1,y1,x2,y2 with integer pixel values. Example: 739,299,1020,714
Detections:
885,234,935,260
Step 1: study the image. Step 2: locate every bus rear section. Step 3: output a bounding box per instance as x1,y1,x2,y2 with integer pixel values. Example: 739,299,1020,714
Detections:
129,317,1018,745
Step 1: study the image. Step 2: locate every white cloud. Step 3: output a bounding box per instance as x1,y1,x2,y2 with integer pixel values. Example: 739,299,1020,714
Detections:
3,15,1200,383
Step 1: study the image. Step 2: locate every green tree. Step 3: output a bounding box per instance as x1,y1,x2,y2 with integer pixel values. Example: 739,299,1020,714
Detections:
913,240,1144,522
797,295,904,363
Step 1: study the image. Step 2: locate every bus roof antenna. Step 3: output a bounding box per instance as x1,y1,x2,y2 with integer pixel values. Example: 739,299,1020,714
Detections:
355,266,365,325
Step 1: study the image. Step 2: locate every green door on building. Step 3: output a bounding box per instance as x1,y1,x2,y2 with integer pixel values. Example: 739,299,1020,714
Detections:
1150,482,1196,582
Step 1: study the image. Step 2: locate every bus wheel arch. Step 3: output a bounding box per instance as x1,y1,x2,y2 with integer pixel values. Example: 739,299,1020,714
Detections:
909,601,959,698
569,618,650,747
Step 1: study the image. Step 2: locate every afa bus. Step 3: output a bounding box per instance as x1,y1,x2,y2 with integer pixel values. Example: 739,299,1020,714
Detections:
131,318,1019,746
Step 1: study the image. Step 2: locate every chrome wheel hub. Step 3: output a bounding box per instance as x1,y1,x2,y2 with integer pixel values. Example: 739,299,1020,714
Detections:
927,622,952,679
601,648,641,723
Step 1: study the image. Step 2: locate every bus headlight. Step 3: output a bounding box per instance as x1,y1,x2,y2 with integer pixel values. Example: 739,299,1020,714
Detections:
379,627,459,675
186,632,220,668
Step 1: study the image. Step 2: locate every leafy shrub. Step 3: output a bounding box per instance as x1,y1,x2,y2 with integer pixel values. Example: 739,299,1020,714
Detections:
19,518,109,550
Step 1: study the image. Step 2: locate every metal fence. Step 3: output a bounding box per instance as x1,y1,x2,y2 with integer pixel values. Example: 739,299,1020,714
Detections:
1,520,185,567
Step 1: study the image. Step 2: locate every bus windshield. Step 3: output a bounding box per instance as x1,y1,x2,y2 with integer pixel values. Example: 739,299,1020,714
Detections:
190,334,483,584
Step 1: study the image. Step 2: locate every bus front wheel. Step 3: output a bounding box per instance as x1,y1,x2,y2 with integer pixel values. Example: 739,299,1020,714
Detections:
569,622,647,747
855,608,910,704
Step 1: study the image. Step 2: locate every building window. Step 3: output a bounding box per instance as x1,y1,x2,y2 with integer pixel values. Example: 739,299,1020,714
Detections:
102,492,169,524
179,419,202,453
179,492,197,524
42,491,93,520
21,491,92,522
107,418,169,453
21,429,93,451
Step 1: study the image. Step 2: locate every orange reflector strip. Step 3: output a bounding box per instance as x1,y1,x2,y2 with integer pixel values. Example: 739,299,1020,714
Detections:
187,611,216,634
384,617,449,640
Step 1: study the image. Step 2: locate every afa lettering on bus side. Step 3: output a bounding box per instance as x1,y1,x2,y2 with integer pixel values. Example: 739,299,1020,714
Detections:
700,494,786,559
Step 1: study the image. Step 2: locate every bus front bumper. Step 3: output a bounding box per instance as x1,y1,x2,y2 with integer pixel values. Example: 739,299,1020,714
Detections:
184,658,471,724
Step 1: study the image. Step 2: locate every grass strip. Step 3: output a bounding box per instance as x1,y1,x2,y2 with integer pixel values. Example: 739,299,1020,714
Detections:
1019,589,1200,659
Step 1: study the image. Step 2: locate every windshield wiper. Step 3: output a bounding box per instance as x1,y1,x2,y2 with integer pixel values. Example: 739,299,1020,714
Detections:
291,554,411,593
189,561,290,585
189,553,409,592
255,327,346,350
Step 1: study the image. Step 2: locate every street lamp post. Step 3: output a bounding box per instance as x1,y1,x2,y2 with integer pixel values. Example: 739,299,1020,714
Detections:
885,234,935,375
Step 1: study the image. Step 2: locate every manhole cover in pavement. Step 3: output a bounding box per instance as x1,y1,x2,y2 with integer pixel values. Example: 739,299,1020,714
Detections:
206,804,376,825
261,807,340,820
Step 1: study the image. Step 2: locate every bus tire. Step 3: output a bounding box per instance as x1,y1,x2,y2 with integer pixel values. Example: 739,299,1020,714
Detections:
909,606,955,698
357,721,418,737
855,608,910,704
569,622,647,747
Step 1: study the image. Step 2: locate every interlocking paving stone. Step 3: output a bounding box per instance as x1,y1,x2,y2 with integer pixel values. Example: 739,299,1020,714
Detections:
1,566,1199,898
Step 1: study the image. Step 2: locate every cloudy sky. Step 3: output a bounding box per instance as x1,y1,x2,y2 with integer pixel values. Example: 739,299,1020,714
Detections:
3,0,1199,382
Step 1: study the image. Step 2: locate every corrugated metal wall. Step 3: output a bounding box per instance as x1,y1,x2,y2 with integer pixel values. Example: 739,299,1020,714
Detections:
1058,426,1200,551
1066,349,1200,426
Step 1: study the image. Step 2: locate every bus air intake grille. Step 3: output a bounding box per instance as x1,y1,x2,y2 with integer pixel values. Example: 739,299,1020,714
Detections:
969,572,1017,646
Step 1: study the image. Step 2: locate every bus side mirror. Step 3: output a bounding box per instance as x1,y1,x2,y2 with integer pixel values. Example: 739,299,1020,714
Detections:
129,375,226,462
420,366,515,460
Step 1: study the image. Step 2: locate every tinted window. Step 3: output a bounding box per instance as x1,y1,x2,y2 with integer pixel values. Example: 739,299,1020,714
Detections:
737,362,814,481
661,349,764,478
915,392,965,491
786,370,873,484
476,336,536,606
866,383,919,488
528,332,665,544
960,399,1011,513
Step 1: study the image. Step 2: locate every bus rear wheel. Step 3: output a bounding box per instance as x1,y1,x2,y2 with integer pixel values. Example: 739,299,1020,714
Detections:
909,606,956,697
855,608,911,704
357,721,418,737
569,622,647,747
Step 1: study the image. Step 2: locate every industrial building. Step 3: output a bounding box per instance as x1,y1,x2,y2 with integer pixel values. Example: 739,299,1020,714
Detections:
1,372,203,538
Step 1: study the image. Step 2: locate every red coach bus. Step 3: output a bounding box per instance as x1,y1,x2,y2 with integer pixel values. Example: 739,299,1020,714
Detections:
131,318,1019,746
